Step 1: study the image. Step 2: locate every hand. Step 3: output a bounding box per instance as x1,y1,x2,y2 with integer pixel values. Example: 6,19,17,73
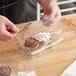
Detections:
38,0,61,25
0,15,19,41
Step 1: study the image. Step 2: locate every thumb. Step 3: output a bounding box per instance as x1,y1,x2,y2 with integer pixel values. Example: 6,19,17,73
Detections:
49,7,56,18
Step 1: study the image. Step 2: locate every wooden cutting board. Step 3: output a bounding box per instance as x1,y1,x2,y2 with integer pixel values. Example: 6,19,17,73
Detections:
0,14,76,76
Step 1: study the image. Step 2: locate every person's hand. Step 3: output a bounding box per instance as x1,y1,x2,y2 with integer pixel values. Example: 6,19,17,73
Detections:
38,0,61,25
0,15,19,41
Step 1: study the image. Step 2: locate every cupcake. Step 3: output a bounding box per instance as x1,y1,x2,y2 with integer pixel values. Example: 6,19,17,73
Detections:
0,65,12,76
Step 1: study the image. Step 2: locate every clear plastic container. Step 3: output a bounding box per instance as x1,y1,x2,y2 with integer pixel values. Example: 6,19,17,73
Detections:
0,61,36,76
16,20,63,55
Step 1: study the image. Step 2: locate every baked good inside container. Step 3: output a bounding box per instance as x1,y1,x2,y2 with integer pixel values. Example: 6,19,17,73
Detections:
0,63,18,76
16,21,63,55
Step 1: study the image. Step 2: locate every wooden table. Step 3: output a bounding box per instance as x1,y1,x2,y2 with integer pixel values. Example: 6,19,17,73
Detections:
0,14,76,76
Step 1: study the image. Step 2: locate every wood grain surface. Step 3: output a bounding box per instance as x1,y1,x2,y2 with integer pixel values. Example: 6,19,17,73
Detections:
0,14,76,76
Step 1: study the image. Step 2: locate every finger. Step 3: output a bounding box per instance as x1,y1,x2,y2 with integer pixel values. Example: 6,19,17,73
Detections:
44,10,61,26
55,11,61,20
1,27,17,40
43,19,54,26
43,7,48,15
0,31,12,41
0,36,9,41
41,15,50,21
47,6,56,18
43,16,56,26
5,18,19,33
